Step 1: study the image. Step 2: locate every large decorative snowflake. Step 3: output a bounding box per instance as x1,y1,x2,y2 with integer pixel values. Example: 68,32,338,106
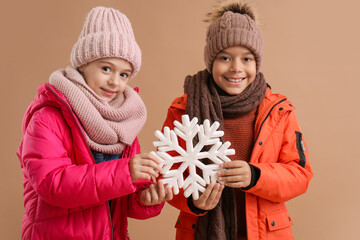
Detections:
152,114,235,200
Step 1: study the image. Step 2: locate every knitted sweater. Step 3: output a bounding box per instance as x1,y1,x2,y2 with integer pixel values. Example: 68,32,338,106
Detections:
224,108,257,239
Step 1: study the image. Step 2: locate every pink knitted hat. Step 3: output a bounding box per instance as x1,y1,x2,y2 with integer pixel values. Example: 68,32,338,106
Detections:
204,1,263,73
70,6,141,77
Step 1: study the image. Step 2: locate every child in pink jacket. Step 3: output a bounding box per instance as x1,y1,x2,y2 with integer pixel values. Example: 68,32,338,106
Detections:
17,6,172,240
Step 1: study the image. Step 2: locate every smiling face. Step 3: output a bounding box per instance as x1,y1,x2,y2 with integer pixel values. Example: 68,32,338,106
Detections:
78,58,133,102
212,45,257,95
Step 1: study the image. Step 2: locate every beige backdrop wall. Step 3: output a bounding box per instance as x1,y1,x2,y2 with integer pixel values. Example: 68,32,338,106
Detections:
1,0,359,239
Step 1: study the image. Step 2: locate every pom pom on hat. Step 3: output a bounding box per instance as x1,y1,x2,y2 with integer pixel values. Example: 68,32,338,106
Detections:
70,7,141,77
204,0,263,73
205,0,257,23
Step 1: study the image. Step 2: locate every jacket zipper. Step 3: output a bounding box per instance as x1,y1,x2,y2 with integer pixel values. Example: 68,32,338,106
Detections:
46,85,115,240
245,97,287,239
254,98,287,144
107,201,114,239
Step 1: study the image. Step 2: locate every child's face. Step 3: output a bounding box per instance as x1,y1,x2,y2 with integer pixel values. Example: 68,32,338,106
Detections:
212,46,256,95
79,58,133,102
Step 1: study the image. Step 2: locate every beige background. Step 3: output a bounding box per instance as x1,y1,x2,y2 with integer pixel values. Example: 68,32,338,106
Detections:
1,0,359,239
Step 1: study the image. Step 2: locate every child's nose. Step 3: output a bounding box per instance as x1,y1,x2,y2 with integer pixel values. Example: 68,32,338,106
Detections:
109,74,120,86
230,59,243,72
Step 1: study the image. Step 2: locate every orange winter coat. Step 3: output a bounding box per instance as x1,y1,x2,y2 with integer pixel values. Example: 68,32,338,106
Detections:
161,87,313,240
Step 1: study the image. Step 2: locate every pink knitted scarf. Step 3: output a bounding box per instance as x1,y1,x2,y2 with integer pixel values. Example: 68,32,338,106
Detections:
49,66,147,154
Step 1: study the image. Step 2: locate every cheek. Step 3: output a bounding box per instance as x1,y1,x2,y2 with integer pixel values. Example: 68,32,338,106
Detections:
212,73,223,87
86,79,96,88
248,74,256,84
248,64,257,78
212,65,224,82
87,84,98,94
246,67,257,83
85,78,102,93
119,81,128,92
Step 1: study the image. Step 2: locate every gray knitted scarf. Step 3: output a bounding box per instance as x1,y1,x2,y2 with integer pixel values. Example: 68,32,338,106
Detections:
49,66,147,154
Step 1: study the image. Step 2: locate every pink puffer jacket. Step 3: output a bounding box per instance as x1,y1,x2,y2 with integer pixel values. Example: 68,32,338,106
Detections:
17,83,164,240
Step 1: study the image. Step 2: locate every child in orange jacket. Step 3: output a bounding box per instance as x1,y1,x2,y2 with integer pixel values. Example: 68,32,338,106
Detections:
159,1,313,239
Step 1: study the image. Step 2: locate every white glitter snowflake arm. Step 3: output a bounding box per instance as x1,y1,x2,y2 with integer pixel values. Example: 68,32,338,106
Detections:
152,114,235,200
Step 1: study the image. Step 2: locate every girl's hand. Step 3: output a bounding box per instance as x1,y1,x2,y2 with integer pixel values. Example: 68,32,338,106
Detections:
193,183,224,210
129,153,162,183
140,181,173,205
217,160,251,188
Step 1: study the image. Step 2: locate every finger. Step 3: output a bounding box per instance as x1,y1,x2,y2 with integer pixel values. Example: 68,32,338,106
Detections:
141,188,151,205
165,186,173,200
150,184,159,204
140,166,159,178
218,168,240,177
141,153,162,165
219,175,244,182
137,172,151,181
213,184,224,202
157,181,166,201
220,168,246,177
141,159,162,172
224,182,246,188
206,183,221,205
194,183,215,208
150,152,162,164
221,161,237,169
200,183,216,200
221,160,247,169
208,184,223,207
139,166,159,178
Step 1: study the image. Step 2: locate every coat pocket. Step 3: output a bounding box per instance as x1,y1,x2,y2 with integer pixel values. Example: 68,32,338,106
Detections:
266,208,294,231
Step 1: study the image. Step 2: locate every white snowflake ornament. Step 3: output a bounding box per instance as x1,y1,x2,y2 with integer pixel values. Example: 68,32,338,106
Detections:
151,114,235,200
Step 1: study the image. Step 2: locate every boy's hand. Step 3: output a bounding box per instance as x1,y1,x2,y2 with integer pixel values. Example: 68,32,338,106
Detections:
217,160,251,188
193,183,224,210
140,181,173,205
129,153,162,183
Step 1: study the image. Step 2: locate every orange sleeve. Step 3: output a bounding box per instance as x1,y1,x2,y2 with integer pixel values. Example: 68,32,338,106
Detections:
246,110,313,202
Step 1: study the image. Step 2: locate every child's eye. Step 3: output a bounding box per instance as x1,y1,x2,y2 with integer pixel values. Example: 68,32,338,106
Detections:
120,73,129,78
220,56,231,61
244,57,253,62
102,67,111,72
